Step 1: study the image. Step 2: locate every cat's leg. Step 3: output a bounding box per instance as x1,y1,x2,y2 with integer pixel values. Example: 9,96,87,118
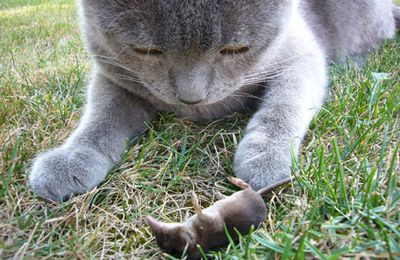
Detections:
29,74,155,201
233,54,327,190
394,5,400,28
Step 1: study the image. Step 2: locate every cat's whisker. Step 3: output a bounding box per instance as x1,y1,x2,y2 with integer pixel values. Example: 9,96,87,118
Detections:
232,92,264,101
230,95,246,108
96,59,123,69
241,79,281,86
95,55,126,66
241,75,281,84
112,73,143,84
220,101,234,114
241,66,298,84
242,61,297,77
93,54,120,60
241,72,285,85
95,57,139,75
115,43,135,59
241,52,307,77
241,66,286,79
261,52,308,66
242,72,282,82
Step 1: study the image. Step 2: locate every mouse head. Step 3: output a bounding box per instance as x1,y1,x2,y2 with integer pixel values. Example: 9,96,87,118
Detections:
144,216,197,257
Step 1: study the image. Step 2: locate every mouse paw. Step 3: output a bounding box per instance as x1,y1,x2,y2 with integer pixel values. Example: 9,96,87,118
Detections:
191,192,202,214
227,177,251,190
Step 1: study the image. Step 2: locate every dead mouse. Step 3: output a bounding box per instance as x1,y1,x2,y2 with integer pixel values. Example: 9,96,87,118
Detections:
144,177,293,259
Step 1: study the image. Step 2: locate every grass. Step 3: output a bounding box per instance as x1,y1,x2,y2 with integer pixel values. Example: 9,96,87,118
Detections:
0,0,399,259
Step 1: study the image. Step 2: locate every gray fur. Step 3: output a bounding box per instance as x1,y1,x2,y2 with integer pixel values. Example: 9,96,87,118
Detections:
394,5,400,28
29,0,398,201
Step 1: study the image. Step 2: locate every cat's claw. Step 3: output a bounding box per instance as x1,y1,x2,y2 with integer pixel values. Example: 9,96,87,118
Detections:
29,147,111,202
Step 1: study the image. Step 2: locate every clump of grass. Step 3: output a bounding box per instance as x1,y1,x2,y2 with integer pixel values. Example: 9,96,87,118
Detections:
1,0,399,259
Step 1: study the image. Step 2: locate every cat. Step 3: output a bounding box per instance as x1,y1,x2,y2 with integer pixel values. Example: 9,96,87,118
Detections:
29,0,400,202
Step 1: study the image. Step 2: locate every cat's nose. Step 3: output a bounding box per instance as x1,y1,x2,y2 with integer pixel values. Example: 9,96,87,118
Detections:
178,97,203,105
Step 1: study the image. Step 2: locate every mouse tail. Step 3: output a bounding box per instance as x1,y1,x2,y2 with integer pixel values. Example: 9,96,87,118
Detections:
257,176,295,195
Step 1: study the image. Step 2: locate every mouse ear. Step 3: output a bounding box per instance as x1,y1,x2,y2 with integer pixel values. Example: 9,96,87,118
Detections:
144,216,165,236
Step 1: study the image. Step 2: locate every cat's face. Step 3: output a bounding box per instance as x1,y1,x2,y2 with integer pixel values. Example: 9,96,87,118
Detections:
79,0,292,105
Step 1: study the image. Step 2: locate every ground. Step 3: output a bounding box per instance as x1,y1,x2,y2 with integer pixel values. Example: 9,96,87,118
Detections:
0,0,399,259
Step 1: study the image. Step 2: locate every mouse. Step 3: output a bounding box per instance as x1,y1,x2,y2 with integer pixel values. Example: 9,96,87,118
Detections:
144,177,293,259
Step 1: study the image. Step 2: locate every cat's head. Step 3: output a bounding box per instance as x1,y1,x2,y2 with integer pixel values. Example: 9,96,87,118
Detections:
79,0,293,105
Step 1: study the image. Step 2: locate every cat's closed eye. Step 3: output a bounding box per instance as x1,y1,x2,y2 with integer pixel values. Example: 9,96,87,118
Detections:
134,47,164,56
220,46,250,55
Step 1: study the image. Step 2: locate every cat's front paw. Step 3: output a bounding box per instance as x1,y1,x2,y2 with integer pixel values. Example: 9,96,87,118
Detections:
233,132,293,191
29,147,112,202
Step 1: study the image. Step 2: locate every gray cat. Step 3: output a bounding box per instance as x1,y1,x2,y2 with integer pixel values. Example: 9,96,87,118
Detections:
29,0,400,202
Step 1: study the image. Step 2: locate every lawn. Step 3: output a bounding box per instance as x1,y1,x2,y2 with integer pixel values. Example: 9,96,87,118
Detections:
0,0,399,259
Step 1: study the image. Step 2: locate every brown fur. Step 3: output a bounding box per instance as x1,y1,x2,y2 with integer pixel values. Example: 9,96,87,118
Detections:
144,177,292,259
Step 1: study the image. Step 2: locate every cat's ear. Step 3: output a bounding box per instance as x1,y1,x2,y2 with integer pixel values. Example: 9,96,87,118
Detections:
144,216,166,236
